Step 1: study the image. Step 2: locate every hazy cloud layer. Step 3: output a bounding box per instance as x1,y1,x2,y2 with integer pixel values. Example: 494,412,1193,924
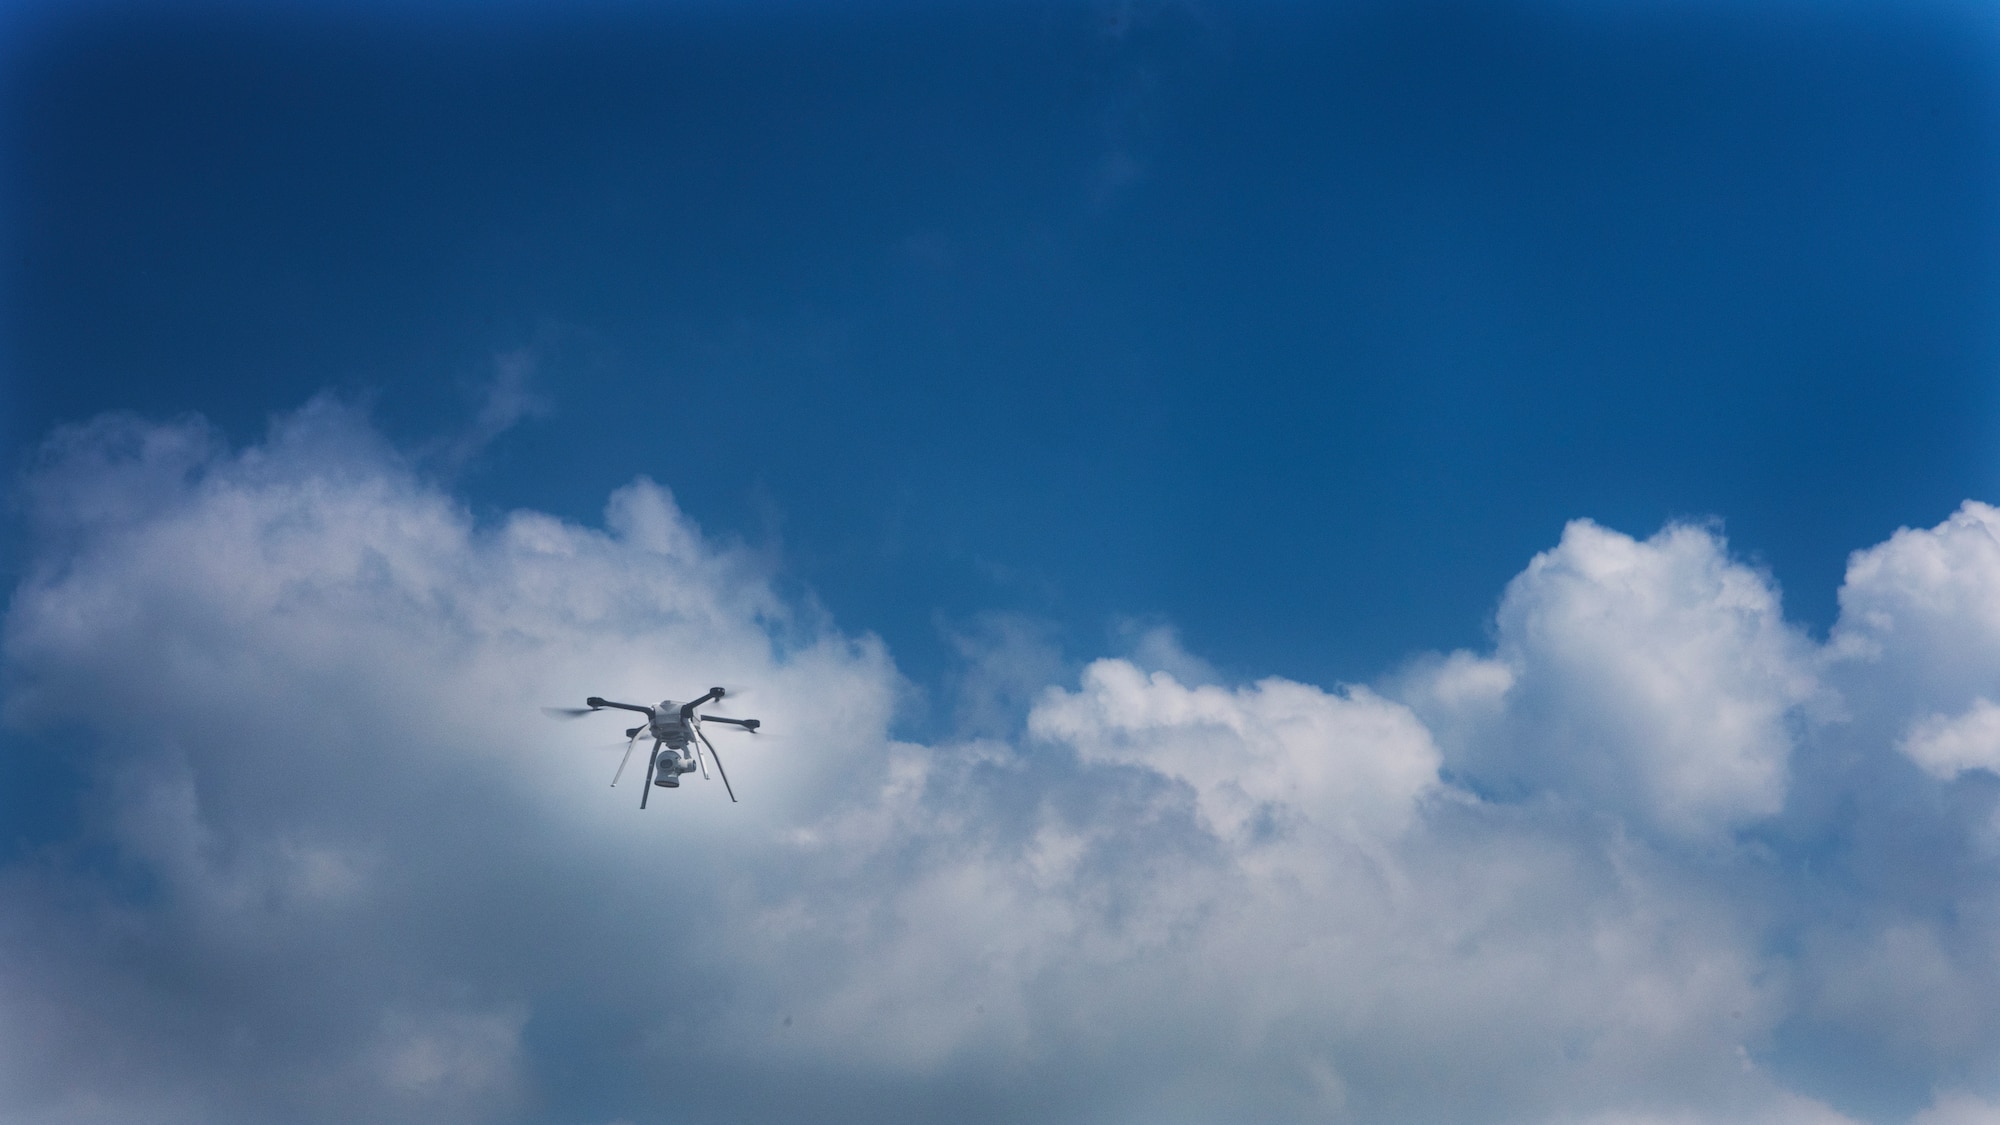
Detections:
6,404,2000,1123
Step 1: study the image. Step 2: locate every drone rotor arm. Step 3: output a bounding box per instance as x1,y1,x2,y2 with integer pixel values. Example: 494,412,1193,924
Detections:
587,698,656,717
700,715,760,731
678,687,726,721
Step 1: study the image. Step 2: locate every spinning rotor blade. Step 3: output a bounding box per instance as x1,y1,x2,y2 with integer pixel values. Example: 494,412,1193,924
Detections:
680,684,753,719
695,726,737,803
685,685,754,712
542,706,599,719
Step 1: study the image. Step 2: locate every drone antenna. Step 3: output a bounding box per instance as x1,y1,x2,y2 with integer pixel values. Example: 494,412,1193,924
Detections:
696,725,737,803
610,730,641,787
690,723,712,781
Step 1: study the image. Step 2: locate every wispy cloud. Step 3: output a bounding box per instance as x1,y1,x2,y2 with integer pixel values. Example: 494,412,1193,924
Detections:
425,349,553,475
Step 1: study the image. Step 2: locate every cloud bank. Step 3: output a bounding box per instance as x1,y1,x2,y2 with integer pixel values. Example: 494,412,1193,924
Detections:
6,401,2000,1124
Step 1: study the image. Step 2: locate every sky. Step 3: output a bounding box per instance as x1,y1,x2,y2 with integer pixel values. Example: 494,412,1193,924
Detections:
8,0,2000,1122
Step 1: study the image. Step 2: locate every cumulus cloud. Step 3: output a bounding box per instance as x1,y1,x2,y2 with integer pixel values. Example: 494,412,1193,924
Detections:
1413,519,1819,841
1031,660,1440,841
1830,502,2000,717
5,403,2000,1124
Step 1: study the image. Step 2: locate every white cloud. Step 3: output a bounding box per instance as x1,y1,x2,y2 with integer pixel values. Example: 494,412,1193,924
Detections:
371,1005,527,1106
1900,699,2000,780
0,401,897,1124
5,403,2000,1123
1031,659,1441,841
1911,1092,2000,1125
1827,503,2000,759
1464,519,1819,841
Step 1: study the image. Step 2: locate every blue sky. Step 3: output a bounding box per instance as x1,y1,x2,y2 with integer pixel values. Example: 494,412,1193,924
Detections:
12,0,2000,691
9,1,2000,1123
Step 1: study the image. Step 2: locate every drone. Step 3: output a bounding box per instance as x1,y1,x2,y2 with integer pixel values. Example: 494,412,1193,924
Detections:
547,687,762,807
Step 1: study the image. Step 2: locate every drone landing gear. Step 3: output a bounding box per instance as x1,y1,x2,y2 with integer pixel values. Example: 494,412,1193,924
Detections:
641,742,662,808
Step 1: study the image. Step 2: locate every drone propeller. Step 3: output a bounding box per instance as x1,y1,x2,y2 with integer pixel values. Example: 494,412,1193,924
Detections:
695,725,737,803
688,685,758,713
542,706,599,719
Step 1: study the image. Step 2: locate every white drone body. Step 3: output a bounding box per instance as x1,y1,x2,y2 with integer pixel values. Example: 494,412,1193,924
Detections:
647,701,696,749
550,686,762,808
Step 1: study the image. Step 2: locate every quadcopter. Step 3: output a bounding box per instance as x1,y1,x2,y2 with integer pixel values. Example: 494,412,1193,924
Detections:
547,687,762,807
